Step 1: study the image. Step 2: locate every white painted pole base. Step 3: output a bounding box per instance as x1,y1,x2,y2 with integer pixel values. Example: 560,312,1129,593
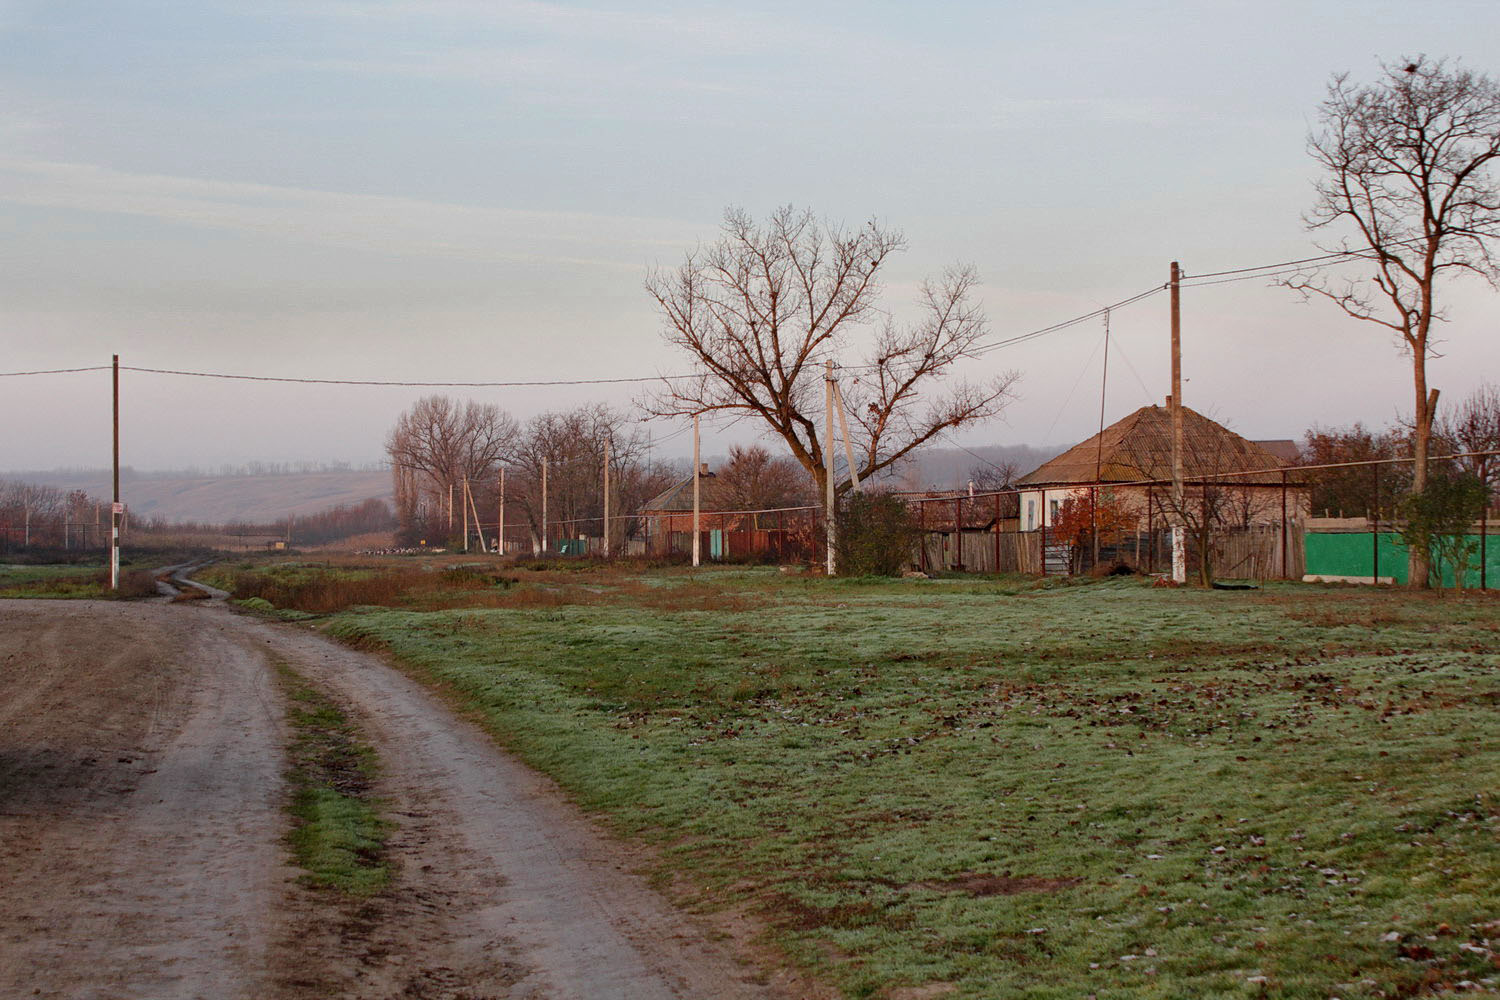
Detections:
1171,525,1186,584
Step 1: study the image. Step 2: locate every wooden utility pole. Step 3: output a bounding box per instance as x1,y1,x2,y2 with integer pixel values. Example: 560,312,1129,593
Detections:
541,458,548,556
110,354,120,590
498,467,505,556
832,381,861,492
465,479,486,553
692,414,701,567
602,438,611,558
1094,309,1110,570
824,360,836,576
1170,261,1183,506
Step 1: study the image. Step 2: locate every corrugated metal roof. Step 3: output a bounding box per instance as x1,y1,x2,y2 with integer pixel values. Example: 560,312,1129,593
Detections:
1016,405,1289,486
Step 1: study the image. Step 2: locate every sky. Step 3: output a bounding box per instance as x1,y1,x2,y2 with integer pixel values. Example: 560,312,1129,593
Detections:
2,0,1499,473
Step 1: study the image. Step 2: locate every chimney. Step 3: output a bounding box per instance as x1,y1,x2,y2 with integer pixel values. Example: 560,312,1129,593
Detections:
1164,394,1172,408
699,463,710,476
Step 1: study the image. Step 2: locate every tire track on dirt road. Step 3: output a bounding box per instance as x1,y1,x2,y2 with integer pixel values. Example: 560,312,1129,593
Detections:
1,597,818,1000
0,600,286,1000
232,608,807,1000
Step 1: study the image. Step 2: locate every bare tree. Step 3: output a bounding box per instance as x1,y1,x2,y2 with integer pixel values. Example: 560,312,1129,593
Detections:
967,460,1019,492
385,395,518,542
1286,56,1500,587
505,404,661,553
645,207,1020,505
1440,381,1500,493
713,445,813,517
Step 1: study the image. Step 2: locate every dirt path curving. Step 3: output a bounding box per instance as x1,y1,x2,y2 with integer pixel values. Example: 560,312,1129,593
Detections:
0,600,287,1000
0,599,812,1000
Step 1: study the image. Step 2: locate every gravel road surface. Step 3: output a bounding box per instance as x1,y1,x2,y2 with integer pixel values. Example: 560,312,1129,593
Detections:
0,598,809,1000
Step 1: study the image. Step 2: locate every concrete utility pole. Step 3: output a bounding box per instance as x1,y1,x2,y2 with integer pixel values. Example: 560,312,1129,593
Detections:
498,467,505,557
824,360,836,576
110,355,120,590
1170,261,1183,506
1169,263,1185,584
462,476,469,552
602,438,611,558
541,458,548,556
692,413,701,568
832,380,861,492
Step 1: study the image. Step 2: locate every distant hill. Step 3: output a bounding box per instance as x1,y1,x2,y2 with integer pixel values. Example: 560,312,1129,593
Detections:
898,444,1066,490
7,468,393,524
691,442,1066,493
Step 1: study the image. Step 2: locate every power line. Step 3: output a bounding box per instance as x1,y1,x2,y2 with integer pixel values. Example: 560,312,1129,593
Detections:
0,239,1435,388
0,366,111,378
117,365,685,388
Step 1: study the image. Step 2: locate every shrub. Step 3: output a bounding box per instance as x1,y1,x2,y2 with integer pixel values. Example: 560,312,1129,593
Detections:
835,491,917,576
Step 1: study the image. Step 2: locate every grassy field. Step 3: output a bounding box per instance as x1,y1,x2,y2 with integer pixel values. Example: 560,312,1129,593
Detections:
197,561,1500,996
0,560,159,598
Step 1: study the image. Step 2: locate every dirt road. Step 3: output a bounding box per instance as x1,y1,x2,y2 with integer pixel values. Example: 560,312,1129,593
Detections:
0,599,807,1000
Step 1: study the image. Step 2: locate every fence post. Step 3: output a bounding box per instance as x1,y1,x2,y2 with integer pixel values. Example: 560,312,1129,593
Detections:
1090,484,1099,571
1280,470,1288,580
1146,488,1155,574
994,493,1001,573
954,496,964,572
916,498,926,572
1039,494,1047,577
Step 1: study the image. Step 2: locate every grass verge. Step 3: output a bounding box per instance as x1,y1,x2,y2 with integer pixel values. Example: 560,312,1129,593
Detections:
274,660,390,896
0,562,159,598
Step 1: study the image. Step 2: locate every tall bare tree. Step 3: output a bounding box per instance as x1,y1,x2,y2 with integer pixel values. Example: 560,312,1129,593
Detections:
385,395,517,542
505,404,664,553
1286,56,1500,587
1440,382,1500,487
713,444,813,515
644,207,1019,505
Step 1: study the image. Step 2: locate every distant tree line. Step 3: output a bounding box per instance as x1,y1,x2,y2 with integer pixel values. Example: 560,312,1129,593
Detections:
0,476,393,552
0,481,106,550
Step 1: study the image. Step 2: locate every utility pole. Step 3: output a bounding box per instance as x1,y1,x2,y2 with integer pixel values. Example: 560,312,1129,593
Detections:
447,482,454,534
462,476,469,552
110,355,121,590
498,467,505,557
1170,262,1183,507
541,458,548,556
1169,263,1186,585
602,438,611,558
692,413,701,567
1094,308,1111,570
832,380,861,492
824,360,836,576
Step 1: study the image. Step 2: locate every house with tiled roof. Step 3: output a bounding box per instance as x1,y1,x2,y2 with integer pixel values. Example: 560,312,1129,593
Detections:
1014,402,1308,531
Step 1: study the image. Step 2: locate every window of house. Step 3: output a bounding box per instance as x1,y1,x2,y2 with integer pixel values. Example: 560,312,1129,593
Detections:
1026,499,1035,530
1049,498,1060,522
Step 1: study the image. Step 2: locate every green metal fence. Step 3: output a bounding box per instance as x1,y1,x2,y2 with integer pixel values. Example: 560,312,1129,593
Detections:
1304,531,1497,587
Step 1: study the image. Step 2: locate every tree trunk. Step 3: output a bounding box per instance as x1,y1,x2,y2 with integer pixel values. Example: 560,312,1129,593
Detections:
1408,362,1433,589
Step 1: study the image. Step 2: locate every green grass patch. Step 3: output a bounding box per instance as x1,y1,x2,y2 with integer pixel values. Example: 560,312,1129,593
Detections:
309,568,1500,998
275,661,390,896
0,561,158,598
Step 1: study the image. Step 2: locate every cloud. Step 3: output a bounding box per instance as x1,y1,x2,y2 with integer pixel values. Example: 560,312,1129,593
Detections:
0,156,701,266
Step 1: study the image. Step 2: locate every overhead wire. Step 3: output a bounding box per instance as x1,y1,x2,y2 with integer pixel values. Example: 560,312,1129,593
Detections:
0,239,1427,388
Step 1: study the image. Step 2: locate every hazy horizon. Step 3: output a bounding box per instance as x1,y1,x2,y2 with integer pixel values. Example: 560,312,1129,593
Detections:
4,2,1499,472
